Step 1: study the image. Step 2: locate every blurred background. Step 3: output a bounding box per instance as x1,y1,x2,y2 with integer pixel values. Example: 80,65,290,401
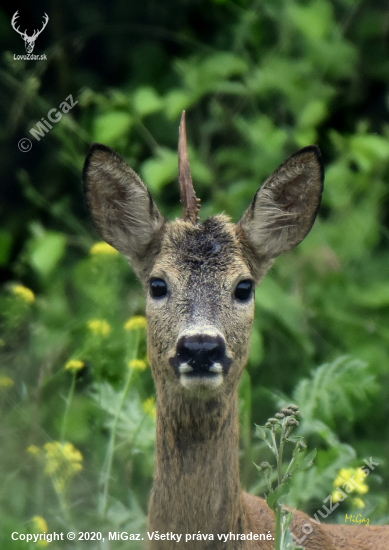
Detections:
1,0,389,547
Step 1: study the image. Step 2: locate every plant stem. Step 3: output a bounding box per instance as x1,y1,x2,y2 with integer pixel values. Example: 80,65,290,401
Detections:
98,331,139,518
60,372,76,442
99,367,134,518
275,419,287,550
284,454,296,479
276,503,282,550
277,419,286,485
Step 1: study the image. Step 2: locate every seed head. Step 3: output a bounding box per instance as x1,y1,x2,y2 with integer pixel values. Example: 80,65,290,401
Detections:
281,407,294,416
287,417,300,426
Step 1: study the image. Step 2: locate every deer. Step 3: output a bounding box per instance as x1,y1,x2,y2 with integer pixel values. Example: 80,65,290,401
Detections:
11,11,49,54
83,112,389,549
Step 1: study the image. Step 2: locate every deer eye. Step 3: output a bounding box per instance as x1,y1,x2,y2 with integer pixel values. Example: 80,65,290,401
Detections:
150,278,168,298
234,280,254,302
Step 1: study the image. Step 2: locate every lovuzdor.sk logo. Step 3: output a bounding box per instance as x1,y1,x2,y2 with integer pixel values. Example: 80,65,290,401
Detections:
11,11,48,54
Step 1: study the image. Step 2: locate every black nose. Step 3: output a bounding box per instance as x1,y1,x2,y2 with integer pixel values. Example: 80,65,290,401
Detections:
176,334,226,372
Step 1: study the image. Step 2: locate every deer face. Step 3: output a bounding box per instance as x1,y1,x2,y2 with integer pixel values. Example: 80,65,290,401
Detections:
83,117,323,398
145,217,259,395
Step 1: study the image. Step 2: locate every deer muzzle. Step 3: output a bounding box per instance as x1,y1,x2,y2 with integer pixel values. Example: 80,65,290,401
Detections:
169,330,232,391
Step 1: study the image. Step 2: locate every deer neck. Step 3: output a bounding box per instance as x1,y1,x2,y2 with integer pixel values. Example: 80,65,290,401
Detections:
149,387,246,539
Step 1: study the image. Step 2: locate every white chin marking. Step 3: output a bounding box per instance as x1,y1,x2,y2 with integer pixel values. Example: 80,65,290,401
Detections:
178,363,193,374
209,363,223,373
180,373,223,391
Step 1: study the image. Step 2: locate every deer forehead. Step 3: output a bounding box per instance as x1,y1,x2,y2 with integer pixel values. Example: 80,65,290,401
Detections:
151,215,252,285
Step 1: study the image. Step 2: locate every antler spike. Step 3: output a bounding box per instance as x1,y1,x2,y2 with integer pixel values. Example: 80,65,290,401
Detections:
178,111,201,223
11,11,25,37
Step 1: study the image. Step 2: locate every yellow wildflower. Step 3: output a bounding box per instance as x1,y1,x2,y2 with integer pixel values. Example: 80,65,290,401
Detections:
332,467,369,503
352,497,366,508
12,284,35,303
65,359,85,371
0,375,14,387
125,315,147,331
31,516,49,546
61,442,83,466
90,241,118,255
32,515,48,533
128,359,148,371
334,468,369,493
27,445,41,455
43,441,83,492
43,441,83,472
88,318,111,336
143,397,156,419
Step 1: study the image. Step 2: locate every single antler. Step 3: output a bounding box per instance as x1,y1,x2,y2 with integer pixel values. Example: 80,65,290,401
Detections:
30,13,49,40
11,11,26,38
178,111,201,223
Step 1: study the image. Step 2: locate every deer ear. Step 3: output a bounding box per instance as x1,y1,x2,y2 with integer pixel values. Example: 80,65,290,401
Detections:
237,146,323,260
83,144,165,278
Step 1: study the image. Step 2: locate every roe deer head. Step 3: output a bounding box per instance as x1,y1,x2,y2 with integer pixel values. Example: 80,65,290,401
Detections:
83,112,389,549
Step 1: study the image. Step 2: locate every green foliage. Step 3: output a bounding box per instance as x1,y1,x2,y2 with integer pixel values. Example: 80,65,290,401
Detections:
92,111,133,146
27,227,67,278
255,405,314,549
267,357,383,515
294,357,378,426
1,0,389,542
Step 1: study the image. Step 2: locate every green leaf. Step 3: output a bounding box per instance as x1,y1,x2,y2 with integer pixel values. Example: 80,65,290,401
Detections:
92,111,133,145
350,282,389,308
254,424,276,454
255,276,314,355
287,435,303,445
293,356,378,425
298,100,327,129
282,509,294,530
301,449,317,469
267,482,290,510
287,0,333,41
289,449,317,477
200,52,248,81
283,527,302,549
133,86,162,117
164,89,194,119
255,425,267,441
177,52,248,98
141,147,178,191
350,133,389,171
28,231,67,277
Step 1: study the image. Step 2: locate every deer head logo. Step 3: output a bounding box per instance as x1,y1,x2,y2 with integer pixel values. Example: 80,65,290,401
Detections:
11,11,49,54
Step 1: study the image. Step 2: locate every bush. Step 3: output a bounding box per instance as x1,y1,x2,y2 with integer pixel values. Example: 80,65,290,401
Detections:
1,0,389,545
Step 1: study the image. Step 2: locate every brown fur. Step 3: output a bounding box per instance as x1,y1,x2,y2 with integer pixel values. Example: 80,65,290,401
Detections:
83,143,389,549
